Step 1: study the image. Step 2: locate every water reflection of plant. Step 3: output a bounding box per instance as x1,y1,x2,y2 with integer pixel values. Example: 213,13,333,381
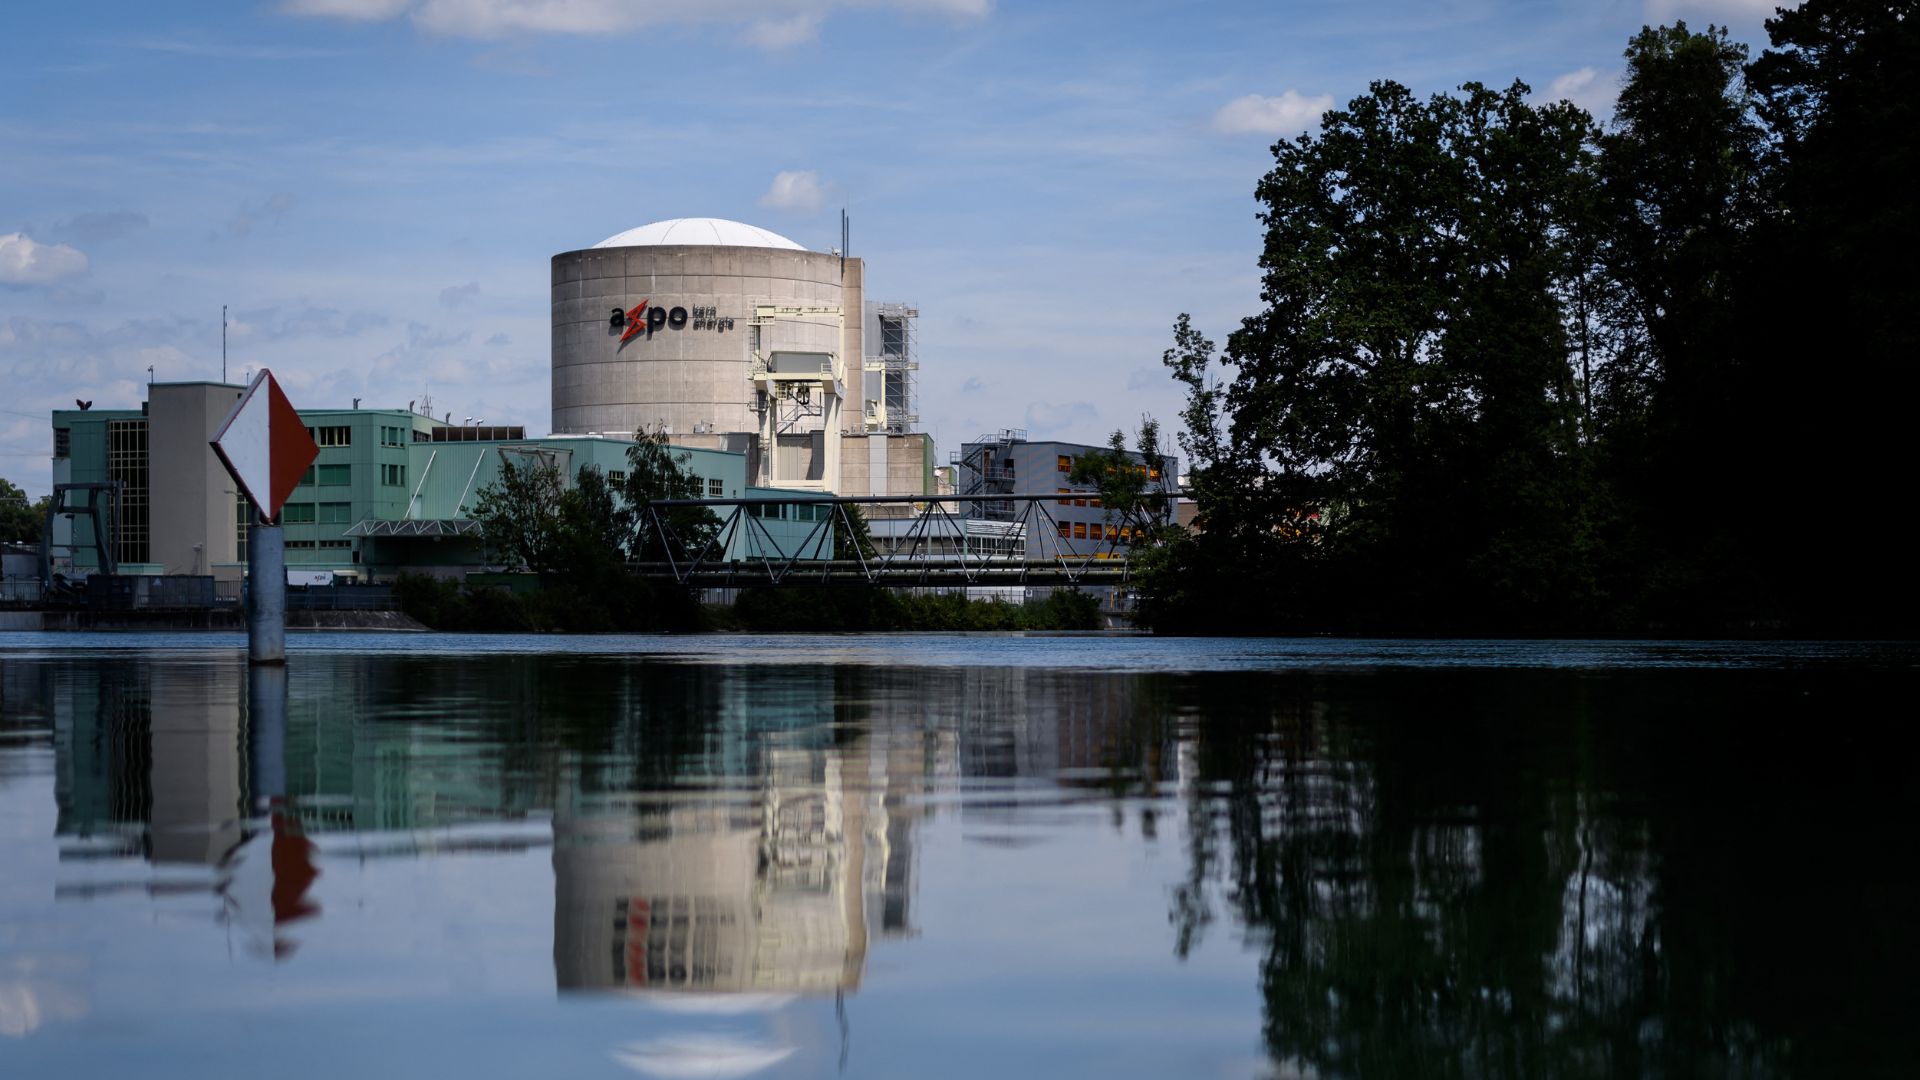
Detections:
1164,670,1914,1079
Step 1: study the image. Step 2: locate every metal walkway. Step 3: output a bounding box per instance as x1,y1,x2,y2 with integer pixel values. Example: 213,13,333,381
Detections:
633,493,1157,589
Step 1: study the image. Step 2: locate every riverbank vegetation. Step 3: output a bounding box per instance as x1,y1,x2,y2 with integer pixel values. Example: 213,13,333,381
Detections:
402,428,1102,633
1139,4,1917,636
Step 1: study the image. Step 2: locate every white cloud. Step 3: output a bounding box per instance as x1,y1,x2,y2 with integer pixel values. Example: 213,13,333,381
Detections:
745,14,822,49
1211,90,1334,137
0,233,89,286
286,0,991,40
280,0,411,19
757,170,828,213
439,281,480,308
1541,67,1621,120
1645,0,1798,20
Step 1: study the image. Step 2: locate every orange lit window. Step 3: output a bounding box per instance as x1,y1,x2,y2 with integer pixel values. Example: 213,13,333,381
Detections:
1075,497,1087,507
1073,523,1087,540
1057,456,1071,472
1057,488,1072,506
1149,468,1161,480
1058,522,1071,539
1090,497,1102,509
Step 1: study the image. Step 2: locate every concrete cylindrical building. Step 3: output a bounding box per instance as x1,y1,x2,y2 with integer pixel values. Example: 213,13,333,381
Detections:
550,218,843,441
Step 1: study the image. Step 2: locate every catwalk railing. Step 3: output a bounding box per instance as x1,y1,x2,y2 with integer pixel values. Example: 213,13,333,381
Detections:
632,493,1167,588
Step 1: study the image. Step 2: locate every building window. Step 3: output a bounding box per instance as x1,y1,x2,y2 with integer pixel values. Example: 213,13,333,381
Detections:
317,502,350,524
1057,522,1071,539
316,464,350,486
285,540,317,549
236,494,251,562
282,503,316,523
309,425,352,447
54,428,71,458
707,478,724,497
107,419,148,565
318,539,351,549
608,471,626,486
1057,488,1072,507
1090,497,1102,509
1072,522,1087,540
1074,497,1087,508
381,463,406,486
380,425,406,448
1057,455,1071,473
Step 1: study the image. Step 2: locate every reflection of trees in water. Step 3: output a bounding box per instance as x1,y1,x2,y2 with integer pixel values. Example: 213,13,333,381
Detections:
1167,670,1916,1079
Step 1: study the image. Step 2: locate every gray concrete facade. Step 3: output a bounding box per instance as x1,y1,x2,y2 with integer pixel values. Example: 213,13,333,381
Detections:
550,245,844,440
148,381,247,576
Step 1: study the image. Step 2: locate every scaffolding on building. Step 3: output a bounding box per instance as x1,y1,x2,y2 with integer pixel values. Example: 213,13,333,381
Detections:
950,429,1026,520
862,303,918,435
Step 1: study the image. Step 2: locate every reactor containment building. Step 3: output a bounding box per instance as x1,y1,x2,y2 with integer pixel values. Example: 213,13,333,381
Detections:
550,217,927,498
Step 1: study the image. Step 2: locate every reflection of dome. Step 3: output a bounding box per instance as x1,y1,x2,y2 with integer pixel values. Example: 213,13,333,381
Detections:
592,218,805,251
610,1035,796,1079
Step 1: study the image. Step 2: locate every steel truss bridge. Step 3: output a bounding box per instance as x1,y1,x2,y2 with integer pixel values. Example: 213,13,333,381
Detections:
632,493,1162,589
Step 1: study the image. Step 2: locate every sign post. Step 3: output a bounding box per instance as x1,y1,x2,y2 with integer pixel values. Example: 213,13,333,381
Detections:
210,371,319,665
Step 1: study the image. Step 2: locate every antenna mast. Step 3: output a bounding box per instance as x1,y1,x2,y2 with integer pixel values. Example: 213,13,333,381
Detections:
222,305,227,383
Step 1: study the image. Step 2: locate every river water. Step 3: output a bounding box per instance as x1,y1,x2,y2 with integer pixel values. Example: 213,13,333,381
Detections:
1,632,1914,1078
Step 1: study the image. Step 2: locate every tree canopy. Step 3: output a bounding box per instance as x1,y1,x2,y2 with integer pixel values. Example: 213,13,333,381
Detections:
1145,6,1918,634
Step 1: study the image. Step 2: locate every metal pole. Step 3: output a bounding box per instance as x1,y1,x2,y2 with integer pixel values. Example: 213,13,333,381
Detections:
247,520,285,664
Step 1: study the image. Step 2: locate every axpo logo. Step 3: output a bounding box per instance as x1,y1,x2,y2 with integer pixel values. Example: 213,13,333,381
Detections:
611,299,681,344
611,302,735,345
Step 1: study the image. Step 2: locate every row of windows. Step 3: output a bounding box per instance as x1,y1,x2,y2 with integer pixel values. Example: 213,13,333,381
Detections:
281,502,352,524
1056,488,1102,509
301,464,351,486
309,425,352,447
379,425,408,447
1056,454,1163,481
1056,522,1137,542
381,463,407,487
284,539,353,550
747,502,831,521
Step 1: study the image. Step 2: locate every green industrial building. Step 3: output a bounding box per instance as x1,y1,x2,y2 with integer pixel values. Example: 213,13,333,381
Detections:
48,381,822,584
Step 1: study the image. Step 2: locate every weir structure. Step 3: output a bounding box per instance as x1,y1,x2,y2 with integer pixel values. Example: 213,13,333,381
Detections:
630,492,1171,589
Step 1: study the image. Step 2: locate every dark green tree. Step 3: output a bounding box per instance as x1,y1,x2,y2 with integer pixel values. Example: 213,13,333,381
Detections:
1067,418,1173,545
1173,80,1601,631
470,456,569,577
1592,23,1770,624
1,479,48,544
1743,0,1920,629
620,426,721,562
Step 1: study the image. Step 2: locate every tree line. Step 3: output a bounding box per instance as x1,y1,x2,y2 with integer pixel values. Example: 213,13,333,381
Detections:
1142,2,1917,635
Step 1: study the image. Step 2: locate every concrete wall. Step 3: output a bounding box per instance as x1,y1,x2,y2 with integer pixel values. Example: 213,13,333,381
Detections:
551,245,845,439
838,433,935,512
147,383,246,575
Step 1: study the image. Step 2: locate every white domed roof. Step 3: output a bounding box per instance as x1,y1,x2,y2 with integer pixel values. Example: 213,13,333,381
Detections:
592,218,806,251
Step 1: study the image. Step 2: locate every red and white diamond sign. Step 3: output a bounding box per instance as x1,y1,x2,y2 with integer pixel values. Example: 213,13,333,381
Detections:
210,370,319,523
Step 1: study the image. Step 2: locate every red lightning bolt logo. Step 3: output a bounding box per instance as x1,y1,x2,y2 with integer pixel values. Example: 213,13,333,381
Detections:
619,298,649,345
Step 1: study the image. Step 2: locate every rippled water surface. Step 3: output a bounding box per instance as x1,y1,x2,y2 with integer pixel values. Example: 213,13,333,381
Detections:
2,632,1915,1078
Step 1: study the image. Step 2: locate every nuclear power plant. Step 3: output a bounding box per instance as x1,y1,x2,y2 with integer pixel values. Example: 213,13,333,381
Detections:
549,218,931,500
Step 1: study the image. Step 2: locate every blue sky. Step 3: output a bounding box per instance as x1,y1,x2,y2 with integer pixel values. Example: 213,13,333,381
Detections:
2,0,1792,496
